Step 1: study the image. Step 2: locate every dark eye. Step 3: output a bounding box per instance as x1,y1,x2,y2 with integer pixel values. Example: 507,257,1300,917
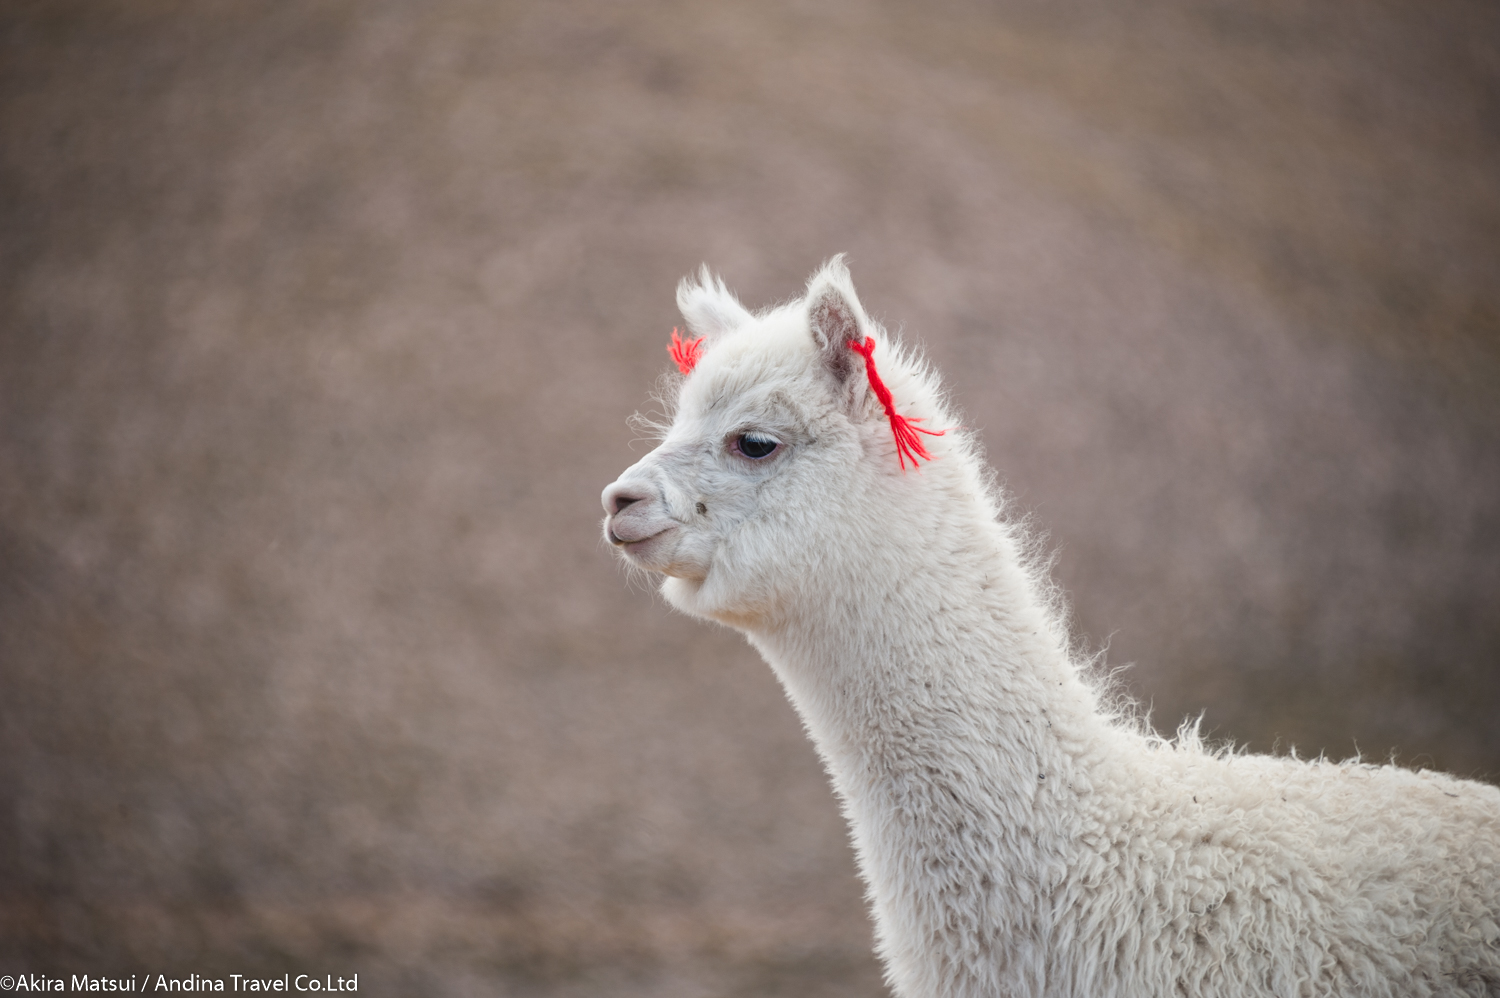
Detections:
735,433,780,459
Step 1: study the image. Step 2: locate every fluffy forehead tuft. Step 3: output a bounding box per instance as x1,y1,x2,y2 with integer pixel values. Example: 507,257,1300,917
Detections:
677,307,825,418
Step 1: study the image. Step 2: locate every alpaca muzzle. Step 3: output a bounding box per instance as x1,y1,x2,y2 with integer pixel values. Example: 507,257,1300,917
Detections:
601,479,678,549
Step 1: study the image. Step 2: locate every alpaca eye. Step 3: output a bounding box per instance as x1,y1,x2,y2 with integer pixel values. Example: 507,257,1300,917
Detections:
734,433,780,460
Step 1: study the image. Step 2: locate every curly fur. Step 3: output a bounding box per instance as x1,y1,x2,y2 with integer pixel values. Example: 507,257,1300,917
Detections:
601,257,1500,997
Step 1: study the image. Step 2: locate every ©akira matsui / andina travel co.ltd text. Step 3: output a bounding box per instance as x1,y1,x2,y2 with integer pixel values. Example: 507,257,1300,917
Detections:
1,974,358,992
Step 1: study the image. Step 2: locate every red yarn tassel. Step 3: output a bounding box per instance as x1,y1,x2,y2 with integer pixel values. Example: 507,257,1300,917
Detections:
668,327,705,375
849,337,943,471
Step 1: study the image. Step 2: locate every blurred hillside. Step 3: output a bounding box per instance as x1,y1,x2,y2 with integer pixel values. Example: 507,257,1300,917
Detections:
2,1,1497,995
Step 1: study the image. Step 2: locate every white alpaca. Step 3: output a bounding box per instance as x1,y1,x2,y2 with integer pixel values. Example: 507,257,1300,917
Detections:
601,258,1500,998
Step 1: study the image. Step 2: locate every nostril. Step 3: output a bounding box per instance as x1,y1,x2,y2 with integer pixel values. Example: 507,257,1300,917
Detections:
602,481,654,517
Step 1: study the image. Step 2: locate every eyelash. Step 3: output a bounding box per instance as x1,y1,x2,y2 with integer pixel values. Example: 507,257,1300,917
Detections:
732,433,781,460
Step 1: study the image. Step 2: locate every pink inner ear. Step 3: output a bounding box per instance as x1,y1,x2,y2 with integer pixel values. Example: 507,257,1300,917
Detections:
669,328,705,375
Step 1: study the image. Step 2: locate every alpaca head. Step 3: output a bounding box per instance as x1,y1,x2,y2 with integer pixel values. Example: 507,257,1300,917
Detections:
602,257,963,629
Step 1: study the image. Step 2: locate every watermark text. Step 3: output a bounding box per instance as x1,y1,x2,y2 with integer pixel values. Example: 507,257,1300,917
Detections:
0,974,358,992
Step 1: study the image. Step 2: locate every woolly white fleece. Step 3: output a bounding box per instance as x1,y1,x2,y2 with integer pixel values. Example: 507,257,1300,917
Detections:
601,258,1500,998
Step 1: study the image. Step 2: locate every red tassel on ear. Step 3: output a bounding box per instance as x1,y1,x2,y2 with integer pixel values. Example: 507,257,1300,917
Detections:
668,327,705,375
849,337,943,471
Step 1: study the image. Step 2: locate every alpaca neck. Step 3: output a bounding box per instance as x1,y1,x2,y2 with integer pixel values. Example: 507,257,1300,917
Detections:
743,496,1129,987
749,510,1115,798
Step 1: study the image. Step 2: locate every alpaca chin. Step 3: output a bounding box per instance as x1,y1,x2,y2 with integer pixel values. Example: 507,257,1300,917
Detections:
661,572,771,630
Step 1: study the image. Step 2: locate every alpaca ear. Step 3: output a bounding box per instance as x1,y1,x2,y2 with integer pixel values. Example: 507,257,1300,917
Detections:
676,265,754,340
805,256,868,387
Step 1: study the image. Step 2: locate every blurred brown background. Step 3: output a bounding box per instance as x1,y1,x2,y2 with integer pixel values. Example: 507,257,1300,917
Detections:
2,1,1497,994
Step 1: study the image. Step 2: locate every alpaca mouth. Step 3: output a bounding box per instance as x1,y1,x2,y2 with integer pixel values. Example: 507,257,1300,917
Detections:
608,523,679,563
610,527,656,547
608,522,672,546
